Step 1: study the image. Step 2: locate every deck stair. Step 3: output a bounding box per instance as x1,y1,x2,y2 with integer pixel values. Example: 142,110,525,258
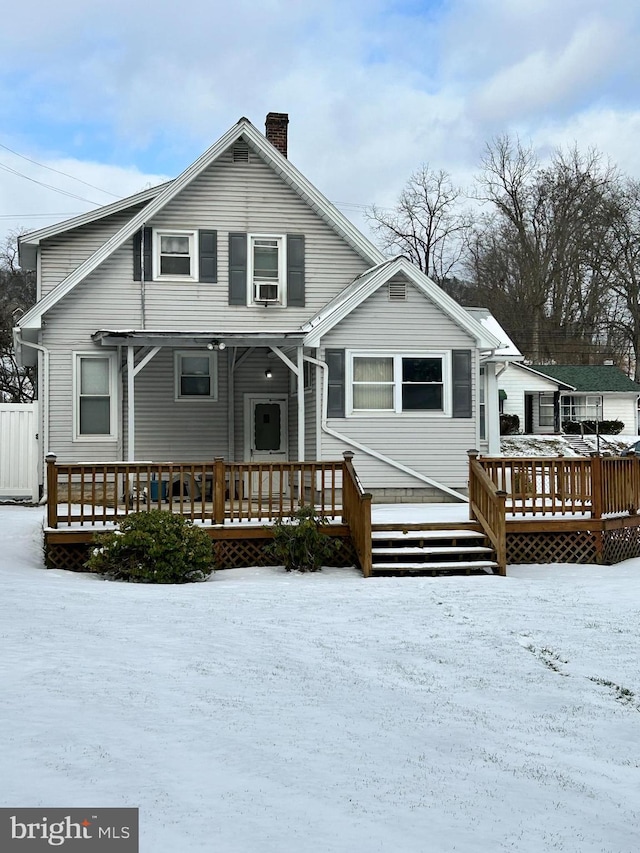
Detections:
562,434,594,456
370,523,499,576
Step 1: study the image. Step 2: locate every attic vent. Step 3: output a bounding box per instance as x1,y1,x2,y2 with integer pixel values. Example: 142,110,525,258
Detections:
233,142,250,163
388,281,407,301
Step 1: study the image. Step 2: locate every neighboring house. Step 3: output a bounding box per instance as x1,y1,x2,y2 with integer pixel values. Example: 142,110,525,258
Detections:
499,362,640,434
15,112,512,502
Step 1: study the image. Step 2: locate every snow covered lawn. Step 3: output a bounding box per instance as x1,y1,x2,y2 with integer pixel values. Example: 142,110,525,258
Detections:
2,506,639,852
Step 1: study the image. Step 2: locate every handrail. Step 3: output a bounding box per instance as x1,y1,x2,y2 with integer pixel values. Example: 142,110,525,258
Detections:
468,450,506,575
341,451,372,577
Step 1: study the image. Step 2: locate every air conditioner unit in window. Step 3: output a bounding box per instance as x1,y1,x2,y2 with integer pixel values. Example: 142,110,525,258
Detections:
255,282,280,303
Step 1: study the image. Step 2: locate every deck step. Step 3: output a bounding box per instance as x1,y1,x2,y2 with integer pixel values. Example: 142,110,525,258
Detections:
372,545,493,556
371,528,483,541
370,560,498,574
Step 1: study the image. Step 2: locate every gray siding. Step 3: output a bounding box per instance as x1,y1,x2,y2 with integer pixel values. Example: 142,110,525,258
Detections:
144,146,369,329
38,145,370,465
39,204,148,297
319,279,477,491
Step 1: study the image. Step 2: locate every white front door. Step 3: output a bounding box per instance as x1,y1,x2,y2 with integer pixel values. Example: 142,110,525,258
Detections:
245,396,288,495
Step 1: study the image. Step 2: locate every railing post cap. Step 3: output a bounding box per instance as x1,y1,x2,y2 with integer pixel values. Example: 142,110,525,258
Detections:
343,451,355,460
467,449,480,458
45,452,57,462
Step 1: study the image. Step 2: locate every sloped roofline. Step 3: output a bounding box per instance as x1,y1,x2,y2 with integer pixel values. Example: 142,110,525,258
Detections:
302,256,501,349
19,117,385,330
509,362,575,390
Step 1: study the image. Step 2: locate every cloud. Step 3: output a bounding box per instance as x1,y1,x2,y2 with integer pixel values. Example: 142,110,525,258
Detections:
2,0,640,244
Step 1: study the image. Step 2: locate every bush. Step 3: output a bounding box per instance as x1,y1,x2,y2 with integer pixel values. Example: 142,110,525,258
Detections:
264,506,342,572
500,413,520,435
562,419,624,435
86,510,214,583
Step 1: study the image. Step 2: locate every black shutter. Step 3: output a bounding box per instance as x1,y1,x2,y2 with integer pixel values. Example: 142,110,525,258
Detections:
199,230,217,283
326,349,345,418
133,227,152,281
229,233,247,305
287,234,305,307
452,349,472,418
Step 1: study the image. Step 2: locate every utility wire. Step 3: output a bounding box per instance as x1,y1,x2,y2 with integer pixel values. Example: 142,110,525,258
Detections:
0,161,103,205
0,141,121,198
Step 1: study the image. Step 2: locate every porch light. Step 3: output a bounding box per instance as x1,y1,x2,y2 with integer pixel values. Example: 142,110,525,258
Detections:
206,340,226,351
265,369,273,379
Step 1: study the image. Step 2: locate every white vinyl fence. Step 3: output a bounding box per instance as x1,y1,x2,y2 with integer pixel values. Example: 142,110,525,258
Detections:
0,403,39,501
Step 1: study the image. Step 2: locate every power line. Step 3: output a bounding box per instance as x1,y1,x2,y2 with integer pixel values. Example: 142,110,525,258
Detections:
0,142,121,198
0,161,103,205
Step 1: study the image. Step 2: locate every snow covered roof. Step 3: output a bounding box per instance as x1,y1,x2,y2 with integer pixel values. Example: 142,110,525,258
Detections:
464,308,523,360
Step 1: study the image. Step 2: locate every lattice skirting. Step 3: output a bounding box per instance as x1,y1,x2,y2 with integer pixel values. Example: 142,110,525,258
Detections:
45,542,92,572
507,531,597,565
213,536,357,570
602,527,640,564
44,535,358,573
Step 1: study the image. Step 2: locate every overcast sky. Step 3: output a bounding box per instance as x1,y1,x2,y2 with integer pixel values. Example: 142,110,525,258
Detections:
2,0,640,247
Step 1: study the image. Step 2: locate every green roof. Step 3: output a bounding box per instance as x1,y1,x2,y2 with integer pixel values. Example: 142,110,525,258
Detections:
530,364,640,392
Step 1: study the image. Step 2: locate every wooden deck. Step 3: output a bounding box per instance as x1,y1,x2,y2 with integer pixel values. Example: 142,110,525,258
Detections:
43,452,640,575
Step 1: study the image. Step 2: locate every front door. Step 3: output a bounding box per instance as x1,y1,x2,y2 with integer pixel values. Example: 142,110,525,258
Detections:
245,396,288,495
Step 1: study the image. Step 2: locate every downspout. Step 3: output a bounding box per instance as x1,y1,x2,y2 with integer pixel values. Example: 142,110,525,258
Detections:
13,329,50,503
304,354,468,502
140,223,147,328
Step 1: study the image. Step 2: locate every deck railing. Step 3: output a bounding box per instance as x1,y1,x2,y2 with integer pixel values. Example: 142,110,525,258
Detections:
467,451,506,575
45,454,348,529
468,452,640,572
477,456,594,516
341,451,372,577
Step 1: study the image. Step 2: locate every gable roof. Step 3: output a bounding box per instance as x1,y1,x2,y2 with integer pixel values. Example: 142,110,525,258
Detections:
19,117,386,331
529,364,640,392
18,182,171,270
464,308,523,360
506,362,574,390
302,256,501,349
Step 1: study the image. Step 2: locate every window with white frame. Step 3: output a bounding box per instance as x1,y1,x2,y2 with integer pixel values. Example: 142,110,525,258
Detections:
174,351,217,401
539,393,555,427
154,231,197,279
251,236,284,304
561,394,602,422
349,353,449,414
73,353,117,440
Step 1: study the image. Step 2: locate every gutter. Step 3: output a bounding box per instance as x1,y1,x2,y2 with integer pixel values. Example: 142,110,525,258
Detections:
304,354,468,503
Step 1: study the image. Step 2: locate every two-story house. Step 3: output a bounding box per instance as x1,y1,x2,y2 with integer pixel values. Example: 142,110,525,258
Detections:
15,112,509,503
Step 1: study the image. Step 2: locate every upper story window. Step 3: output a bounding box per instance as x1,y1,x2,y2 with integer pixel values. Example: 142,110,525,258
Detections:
73,353,117,441
154,231,198,280
252,236,284,304
174,351,218,401
348,352,450,415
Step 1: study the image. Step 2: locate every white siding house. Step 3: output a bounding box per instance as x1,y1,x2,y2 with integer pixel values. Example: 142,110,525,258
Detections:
16,112,511,501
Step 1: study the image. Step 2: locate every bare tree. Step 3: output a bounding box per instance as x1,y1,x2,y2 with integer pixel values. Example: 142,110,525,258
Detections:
470,136,621,364
1,231,36,402
367,165,472,282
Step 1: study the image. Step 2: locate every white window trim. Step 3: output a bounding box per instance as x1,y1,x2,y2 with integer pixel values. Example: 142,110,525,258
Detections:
72,351,118,442
174,350,218,402
247,233,287,307
153,229,198,281
346,350,451,416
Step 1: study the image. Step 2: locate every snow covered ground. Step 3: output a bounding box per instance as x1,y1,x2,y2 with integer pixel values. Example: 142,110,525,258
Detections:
2,505,639,852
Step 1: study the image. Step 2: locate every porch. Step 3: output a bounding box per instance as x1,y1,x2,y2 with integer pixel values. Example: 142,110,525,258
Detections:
43,452,640,577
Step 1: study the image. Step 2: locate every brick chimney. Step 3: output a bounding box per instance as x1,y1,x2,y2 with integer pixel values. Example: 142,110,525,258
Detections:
265,112,289,158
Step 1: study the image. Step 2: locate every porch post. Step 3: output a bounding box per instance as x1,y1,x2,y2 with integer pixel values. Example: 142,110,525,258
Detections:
127,345,135,461
297,346,305,461
485,362,500,454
